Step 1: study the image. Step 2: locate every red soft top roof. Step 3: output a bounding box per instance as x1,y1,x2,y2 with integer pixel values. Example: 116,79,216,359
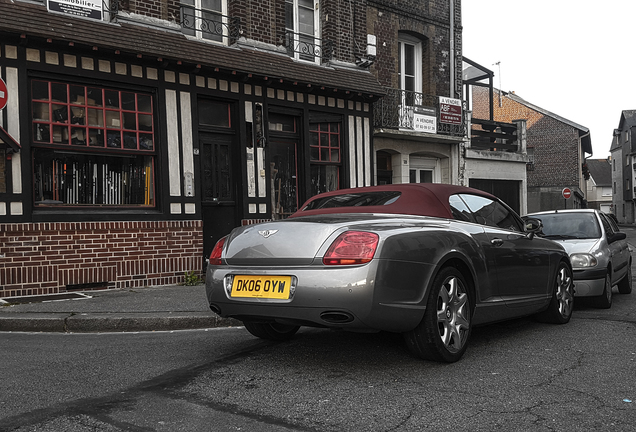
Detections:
290,184,497,219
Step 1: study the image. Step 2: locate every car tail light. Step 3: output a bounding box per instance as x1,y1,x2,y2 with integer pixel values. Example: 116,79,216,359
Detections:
209,236,227,266
323,231,379,266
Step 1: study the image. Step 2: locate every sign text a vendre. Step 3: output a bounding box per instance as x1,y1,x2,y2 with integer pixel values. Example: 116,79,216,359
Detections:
439,97,462,125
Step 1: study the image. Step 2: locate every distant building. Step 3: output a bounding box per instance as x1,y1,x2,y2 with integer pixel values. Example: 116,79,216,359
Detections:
585,158,612,213
611,110,636,223
471,87,592,213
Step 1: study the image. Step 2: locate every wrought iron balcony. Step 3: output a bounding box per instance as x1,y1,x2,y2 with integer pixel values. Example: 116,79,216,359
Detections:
374,88,465,138
180,8,240,44
285,31,334,63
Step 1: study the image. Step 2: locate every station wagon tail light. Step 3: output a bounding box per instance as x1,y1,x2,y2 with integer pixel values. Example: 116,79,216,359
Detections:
209,236,227,266
323,231,379,265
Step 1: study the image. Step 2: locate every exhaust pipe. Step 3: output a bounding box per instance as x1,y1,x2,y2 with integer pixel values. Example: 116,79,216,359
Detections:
320,311,354,324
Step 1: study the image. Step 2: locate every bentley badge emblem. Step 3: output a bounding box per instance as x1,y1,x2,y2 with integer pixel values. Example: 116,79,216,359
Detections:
258,229,278,238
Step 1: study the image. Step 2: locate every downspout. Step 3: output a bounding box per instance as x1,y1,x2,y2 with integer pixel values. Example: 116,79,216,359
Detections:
449,0,455,98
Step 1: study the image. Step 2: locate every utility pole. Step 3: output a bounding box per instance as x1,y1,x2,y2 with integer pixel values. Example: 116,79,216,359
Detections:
493,61,502,107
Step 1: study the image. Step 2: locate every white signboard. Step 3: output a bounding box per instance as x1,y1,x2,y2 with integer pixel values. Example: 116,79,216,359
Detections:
413,106,437,133
48,0,103,20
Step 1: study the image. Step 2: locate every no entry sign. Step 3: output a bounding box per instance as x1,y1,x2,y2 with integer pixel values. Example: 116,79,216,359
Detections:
562,187,572,199
0,78,7,111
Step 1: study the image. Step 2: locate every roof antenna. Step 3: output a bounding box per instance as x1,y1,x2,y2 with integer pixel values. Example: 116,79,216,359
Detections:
493,61,502,107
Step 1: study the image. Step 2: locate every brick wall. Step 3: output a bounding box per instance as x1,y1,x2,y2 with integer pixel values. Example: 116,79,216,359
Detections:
320,0,368,63
367,0,459,97
472,86,581,187
229,0,282,46
0,220,203,298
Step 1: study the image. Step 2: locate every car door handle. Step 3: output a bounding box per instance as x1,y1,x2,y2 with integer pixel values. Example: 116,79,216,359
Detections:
491,238,504,247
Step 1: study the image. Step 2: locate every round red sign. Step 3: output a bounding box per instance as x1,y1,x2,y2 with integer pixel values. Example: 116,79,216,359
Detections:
0,78,7,111
562,188,572,199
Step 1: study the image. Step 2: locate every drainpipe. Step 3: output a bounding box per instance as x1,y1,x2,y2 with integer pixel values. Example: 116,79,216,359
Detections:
449,0,455,98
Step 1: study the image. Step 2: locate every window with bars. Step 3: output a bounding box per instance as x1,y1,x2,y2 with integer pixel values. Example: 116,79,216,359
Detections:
285,0,320,62
181,0,226,43
309,121,340,196
31,79,156,207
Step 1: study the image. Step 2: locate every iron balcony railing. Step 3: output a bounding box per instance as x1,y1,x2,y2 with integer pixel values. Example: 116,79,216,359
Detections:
285,30,334,63
180,8,241,44
374,88,466,137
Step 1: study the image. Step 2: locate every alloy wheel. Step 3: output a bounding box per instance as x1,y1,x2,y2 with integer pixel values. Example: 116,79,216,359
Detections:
555,265,574,318
436,276,470,353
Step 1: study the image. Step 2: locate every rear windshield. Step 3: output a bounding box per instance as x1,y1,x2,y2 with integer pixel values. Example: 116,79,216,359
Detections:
534,213,601,240
302,191,402,210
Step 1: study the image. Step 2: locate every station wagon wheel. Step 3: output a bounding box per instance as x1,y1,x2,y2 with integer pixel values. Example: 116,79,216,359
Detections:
243,321,300,341
618,262,633,294
537,261,574,323
404,267,472,363
595,273,613,309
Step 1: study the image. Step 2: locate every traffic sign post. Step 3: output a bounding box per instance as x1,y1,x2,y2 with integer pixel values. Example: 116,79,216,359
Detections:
562,187,571,209
0,77,7,111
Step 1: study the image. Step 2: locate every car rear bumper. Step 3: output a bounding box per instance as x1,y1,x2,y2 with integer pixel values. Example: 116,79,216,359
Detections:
205,261,432,333
573,268,606,297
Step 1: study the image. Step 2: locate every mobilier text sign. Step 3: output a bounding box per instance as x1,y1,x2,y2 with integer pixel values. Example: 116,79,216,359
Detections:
48,0,103,20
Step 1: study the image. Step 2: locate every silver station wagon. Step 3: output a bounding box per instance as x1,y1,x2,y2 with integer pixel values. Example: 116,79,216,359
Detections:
527,209,632,308
206,184,574,362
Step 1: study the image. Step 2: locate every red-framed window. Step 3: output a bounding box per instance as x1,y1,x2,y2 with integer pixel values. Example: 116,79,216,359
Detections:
31,80,156,207
309,121,340,196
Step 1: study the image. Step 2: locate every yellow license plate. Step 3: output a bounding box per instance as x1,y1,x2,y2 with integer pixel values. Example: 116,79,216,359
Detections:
231,275,292,299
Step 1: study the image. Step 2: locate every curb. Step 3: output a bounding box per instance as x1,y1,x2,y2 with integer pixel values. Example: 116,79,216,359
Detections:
0,312,242,333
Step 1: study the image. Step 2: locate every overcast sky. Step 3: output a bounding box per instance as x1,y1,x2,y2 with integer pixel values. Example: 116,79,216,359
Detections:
461,1,636,159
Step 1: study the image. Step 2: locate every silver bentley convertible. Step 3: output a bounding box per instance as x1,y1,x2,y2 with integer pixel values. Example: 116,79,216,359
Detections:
205,184,573,362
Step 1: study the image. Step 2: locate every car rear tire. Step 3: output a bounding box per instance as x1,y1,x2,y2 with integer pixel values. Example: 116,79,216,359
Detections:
403,267,472,363
243,322,300,341
595,273,613,309
617,263,633,294
536,261,574,324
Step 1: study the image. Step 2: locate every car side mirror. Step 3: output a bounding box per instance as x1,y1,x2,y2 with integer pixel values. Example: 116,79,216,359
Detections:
523,217,542,239
608,232,627,244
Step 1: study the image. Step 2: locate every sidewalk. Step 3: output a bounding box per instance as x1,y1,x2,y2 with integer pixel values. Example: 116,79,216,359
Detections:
0,285,241,332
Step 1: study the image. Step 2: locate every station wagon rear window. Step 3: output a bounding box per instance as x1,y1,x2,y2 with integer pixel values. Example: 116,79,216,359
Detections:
302,191,402,210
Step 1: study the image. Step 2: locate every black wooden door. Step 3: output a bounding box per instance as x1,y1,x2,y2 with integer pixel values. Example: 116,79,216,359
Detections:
200,132,239,263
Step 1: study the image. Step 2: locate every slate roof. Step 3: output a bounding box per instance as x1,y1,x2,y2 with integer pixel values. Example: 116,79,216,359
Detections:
618,110,636,131
611,110,636,152
0,0,385,97
586,159,611,186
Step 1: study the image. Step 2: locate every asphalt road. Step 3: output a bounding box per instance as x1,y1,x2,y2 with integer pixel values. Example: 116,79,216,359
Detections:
1,227,635,431
2,309,635,430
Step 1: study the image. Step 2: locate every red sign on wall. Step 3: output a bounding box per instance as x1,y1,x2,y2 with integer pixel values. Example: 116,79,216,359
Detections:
0,78,8,111
562,188,572,199
439,97,462,125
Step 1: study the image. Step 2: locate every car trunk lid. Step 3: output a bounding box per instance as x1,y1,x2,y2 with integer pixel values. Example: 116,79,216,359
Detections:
222,214,442,266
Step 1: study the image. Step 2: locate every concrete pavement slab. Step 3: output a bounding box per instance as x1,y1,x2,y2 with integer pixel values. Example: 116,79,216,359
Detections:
0,285,241,333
